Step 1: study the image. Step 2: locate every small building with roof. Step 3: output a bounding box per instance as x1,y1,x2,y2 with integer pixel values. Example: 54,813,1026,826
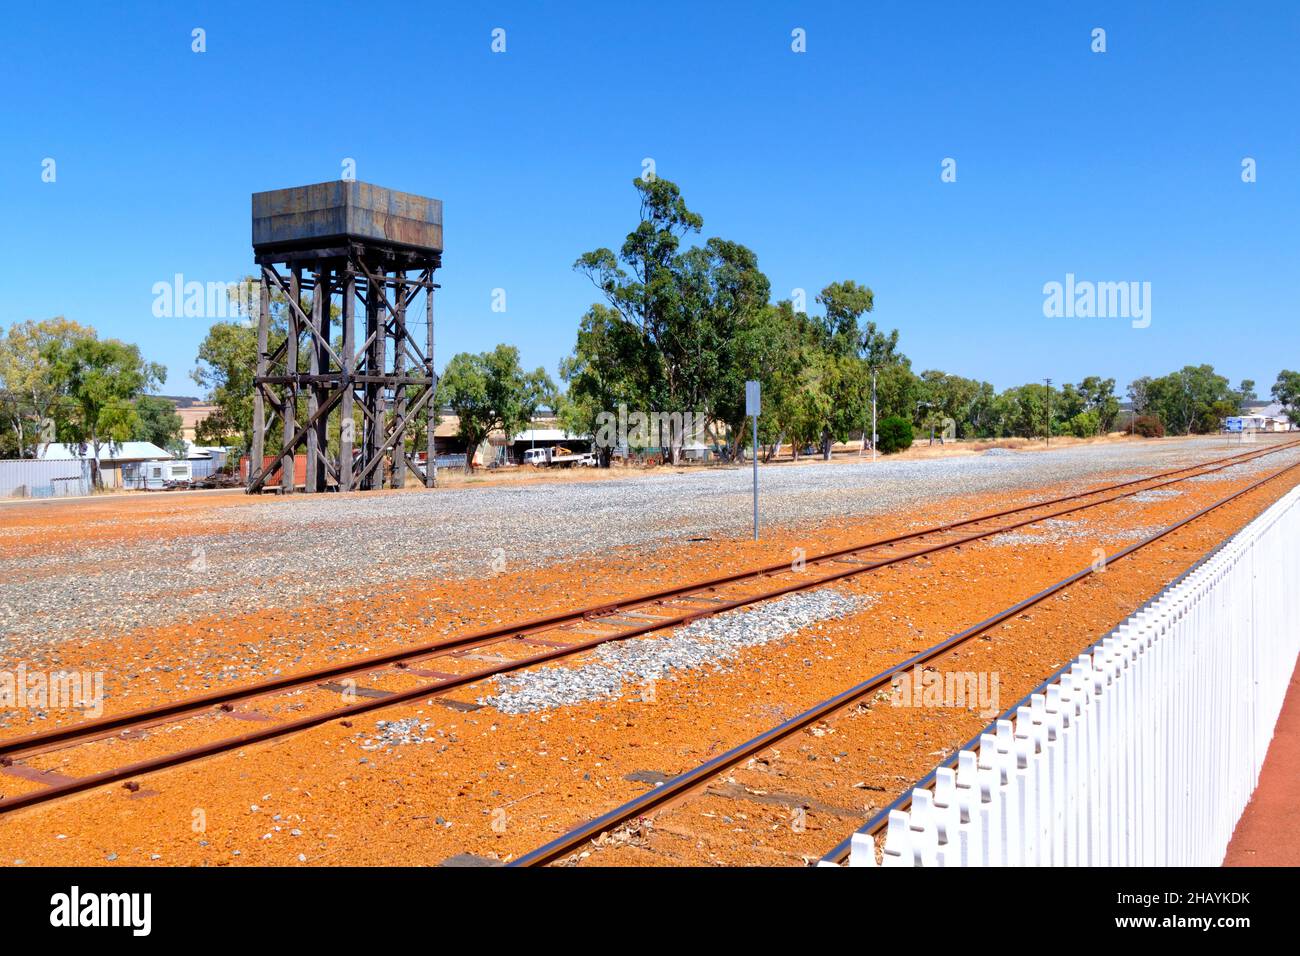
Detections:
37,440,180,489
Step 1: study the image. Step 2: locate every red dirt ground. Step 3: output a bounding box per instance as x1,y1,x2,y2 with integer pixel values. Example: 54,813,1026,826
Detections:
1223,656,1300,867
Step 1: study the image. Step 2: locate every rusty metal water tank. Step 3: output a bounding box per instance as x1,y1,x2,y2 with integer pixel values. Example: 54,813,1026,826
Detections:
251,181,443,257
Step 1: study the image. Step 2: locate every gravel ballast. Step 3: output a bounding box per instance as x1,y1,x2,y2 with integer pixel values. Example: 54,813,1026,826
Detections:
4,437,1295,645
480,588,868,715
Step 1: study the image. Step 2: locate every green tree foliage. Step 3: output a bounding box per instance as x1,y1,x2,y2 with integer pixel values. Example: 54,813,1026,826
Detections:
1127,376,1153,416
810,281,876,458
965,381,1000,437
573,177,701,462
818,280,875,353
874,363,921,425
737,284,912,459
916,371,993,439
567,178,918,462
1272,370,1300,426
677,238,771,449
1076,376,1120,432
740,301,826,460
437,345,554,472
573,177,770,463
557,305,642,467
132,395,186,456
856,315,918,443
858,318,900,366
0,317,96,457
1143,365,1241,435
727,302,801,458
191,321,263,450
564,174,1294,457
1056,377,1119,436
993,383,1052,438
1067,409,1101,438
559,177,1151,454
779,340,837,459
45,337,165,486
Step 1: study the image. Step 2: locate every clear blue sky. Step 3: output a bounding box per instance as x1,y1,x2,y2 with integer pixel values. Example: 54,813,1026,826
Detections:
2,1,1296,397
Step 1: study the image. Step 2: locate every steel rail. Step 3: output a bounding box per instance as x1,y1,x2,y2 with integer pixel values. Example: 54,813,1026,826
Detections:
3,439,1290,765
0,441,1293,817
509,454,1300,867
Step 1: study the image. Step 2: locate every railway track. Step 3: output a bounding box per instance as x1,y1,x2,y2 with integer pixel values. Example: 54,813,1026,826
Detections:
509,450,1300,866
0,439,1295,819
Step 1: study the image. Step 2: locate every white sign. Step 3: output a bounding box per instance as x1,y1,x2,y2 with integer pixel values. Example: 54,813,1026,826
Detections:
745,380,761,417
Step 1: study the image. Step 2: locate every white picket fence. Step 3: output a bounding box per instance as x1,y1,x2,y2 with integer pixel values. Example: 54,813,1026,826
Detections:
842,483,1300,867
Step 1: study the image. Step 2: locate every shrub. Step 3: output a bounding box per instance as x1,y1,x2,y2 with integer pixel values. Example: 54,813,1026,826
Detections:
1068,410,1100,438
876,415,914,454
1133,415,1165,438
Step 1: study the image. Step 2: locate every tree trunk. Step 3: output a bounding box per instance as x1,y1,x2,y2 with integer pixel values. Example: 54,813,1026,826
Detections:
90,431,103,489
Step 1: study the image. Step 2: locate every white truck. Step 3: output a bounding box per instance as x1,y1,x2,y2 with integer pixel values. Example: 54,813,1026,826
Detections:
523,447,596,468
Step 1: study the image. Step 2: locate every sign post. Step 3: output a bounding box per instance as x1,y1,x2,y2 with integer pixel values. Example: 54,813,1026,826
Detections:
746,380,760,541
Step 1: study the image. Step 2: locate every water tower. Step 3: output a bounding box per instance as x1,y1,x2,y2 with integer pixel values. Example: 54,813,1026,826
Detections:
247,181,443,493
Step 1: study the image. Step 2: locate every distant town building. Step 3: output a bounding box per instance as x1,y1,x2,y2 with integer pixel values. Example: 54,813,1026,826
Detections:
1226,402,1294,433
37,440,176,489
152,395,219,443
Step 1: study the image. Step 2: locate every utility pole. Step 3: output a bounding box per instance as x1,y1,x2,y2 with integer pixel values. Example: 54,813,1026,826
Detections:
1044,378,1053,447
871,365,879,462
746,380,761,541
861,365,880,460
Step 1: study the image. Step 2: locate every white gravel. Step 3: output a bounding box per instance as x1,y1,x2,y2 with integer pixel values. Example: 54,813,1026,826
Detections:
480,588,868,714
991,516,1166,547
1131,489,1184,503
1183,454,1289,482
360,717,436,749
